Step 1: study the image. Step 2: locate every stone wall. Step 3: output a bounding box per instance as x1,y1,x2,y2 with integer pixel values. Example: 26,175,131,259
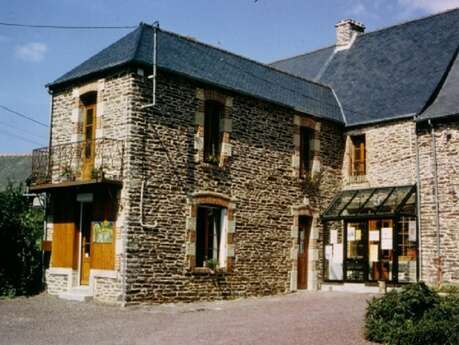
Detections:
46,68,135,302
123,70,344,304
417,121,459,284
343,120,417,189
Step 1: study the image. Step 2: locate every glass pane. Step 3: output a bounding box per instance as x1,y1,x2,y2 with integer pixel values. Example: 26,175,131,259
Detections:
324,222,343,280
378,187,412,214
345,222,366,281
86,109,94,125
397,217,417,282
341,189,373,216
399,191,416,214
360,188,391,214
324,191,356,217
368,219,394,281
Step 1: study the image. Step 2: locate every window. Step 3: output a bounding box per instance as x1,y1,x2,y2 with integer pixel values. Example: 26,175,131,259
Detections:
299,127,313,177
350,135,365,176
196,205,228,268
203,100,223,164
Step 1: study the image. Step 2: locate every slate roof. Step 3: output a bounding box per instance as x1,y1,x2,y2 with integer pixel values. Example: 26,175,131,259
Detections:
417,51,459,122
270,8,459,126
49,24,343,123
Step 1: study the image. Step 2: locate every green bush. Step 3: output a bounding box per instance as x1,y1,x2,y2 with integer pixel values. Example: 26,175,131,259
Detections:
0,184,44,296
365,282,459,345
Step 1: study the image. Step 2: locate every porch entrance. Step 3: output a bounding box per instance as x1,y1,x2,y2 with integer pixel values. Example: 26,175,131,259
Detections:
297,216,312,289
78,200,92,285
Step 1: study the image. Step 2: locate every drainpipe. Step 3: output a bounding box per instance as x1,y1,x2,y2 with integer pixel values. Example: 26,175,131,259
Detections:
428,119,442,285
139,21,159,229
414,120,422,281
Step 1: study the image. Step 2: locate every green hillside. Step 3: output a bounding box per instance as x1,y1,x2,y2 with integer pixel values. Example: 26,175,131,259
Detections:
0,155,32,190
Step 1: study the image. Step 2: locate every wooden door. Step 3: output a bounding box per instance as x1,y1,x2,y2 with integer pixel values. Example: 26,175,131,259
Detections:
80,203,92,285
297,216,311,289
81,104,96,180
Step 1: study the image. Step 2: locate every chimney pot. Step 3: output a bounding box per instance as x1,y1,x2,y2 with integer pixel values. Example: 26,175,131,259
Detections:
335,19,365,47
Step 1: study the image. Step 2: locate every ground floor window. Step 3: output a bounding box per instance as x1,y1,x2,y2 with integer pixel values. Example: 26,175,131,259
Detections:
324,217,417,283
196,205,228,268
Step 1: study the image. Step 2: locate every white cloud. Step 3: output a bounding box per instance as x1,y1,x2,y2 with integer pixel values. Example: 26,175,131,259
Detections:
399,0,459,12
15,42,47,62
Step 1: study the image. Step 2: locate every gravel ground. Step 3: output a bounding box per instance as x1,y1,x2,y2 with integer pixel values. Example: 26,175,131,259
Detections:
0,291,376,345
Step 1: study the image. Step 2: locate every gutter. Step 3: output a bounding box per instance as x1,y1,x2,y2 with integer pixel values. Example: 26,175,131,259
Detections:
414,118,422,281
428,119,442,285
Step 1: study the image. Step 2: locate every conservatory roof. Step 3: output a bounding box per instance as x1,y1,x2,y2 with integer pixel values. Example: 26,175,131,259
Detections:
321,185,416,221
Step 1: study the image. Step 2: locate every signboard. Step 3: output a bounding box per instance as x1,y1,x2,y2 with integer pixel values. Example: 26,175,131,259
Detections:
93,221,113,243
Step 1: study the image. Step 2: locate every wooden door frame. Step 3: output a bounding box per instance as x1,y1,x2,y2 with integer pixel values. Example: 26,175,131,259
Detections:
297,216,312,289
76,197,93,286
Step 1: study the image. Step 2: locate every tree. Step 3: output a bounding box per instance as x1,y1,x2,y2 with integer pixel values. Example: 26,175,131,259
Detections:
0,184,44,296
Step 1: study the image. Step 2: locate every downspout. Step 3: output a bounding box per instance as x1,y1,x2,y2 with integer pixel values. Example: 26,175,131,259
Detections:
414,119,422,281
428,119,442,285
139,21,159,229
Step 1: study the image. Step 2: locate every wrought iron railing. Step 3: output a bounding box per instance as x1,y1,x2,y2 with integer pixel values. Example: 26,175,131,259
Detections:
31,138,124,185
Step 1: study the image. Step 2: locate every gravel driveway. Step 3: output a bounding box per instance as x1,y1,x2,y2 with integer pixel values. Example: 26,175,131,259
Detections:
0,291,376,345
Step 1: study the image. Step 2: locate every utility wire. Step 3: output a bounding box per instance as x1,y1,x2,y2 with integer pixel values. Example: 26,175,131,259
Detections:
0,120,47,140
0,22,136,30
0,105,48,127
0,128,45,146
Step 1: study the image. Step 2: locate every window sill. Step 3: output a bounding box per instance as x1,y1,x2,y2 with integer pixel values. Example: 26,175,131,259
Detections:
189,267,229,276
346,175,368,185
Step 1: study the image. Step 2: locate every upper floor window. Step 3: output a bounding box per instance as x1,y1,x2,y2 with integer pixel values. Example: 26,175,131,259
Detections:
300,127,314,177
350,134,366,176
203,100,223,164
196,205,228,268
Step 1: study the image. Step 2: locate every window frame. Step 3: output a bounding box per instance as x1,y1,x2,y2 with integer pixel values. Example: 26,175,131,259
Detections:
299,126,314,178
203,100,224,164
196,205,223,267
350,134,366,177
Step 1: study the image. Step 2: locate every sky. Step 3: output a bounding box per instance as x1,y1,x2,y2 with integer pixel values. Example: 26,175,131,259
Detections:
0,0,458,153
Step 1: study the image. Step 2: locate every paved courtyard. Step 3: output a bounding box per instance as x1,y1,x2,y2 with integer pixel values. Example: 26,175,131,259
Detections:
0,291,376,345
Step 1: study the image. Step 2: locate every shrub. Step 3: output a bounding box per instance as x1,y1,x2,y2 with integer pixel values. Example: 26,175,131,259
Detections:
0,184,44,296
365,282,459,345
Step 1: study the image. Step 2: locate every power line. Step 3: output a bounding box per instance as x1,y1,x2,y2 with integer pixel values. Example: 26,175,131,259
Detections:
0,120,47,140
0,105,48,127
0,21,136,30
0,128,45,146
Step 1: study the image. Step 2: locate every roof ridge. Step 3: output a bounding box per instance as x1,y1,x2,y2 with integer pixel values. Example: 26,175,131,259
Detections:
132,23,146,61
359,7,459,39
141,23,334,91
270,7,459,65
269,44,336,66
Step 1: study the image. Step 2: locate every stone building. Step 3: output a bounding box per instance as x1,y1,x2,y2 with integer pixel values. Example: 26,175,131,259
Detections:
30,8,459,304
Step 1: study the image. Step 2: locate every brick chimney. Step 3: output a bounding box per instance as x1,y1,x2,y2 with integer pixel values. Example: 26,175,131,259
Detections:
335,19,365,47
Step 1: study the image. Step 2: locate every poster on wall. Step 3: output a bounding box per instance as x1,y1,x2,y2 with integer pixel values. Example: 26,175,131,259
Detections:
369,244,379,262
333,243,343,263
381,227,393,250
347,226,356,241
330,230,338,244
369,230,380,242
93,220,113,243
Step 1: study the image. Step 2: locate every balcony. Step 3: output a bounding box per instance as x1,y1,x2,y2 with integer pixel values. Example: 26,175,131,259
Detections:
30,138,124,190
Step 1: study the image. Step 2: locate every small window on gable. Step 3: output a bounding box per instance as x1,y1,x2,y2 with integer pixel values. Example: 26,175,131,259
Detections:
203,100,223,164
350,134,366,176
300,127,314,177
196,205,228,268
